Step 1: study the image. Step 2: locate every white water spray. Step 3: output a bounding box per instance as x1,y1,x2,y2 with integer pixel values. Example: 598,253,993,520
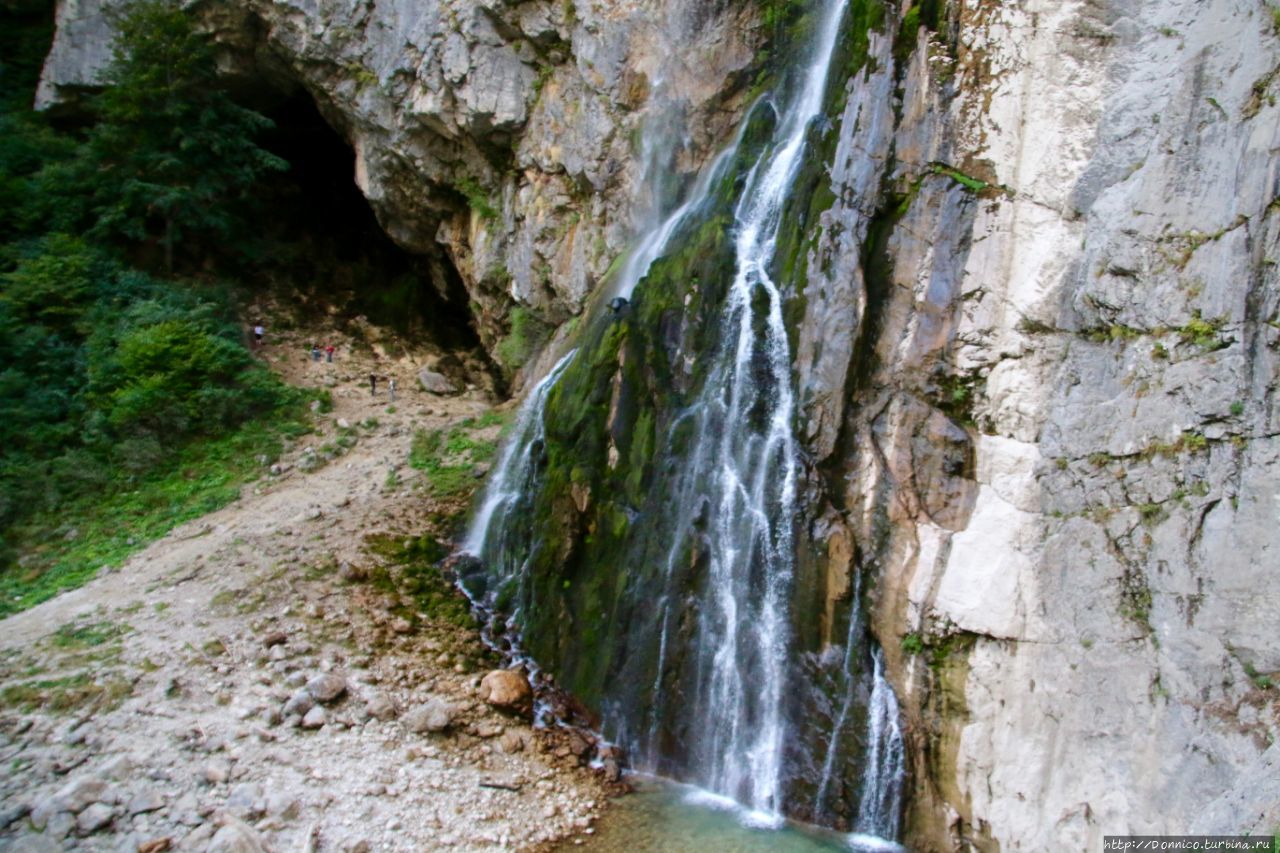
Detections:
638,0,851,819
462,349,577,561
855,648,906,839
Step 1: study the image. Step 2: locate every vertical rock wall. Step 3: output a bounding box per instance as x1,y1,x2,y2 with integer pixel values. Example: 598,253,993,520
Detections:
802,0,1280,847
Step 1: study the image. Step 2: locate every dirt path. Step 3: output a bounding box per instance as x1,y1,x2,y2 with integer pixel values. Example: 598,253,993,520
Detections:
0,328,611,852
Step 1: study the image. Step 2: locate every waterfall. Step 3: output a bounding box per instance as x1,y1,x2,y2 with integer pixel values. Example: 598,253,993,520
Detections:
636,0,851,822
813,573,864,820
854,649,906,840
461,349,577,564
459,0,909,841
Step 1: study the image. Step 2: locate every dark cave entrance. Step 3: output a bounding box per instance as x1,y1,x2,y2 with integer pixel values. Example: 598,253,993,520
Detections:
239,89,480,353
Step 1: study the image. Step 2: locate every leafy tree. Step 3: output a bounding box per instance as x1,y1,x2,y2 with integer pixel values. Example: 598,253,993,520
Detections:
86,0,287,272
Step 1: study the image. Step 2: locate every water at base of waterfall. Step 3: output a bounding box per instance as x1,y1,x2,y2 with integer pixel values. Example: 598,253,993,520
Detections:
577,775,904,853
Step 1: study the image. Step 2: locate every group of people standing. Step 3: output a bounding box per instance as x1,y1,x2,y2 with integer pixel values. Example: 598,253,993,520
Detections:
251,322,401,403
368,373,397,401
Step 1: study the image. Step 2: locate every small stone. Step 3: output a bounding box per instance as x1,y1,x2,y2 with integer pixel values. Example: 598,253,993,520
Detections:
226,783,264,819
282,689,314,718
475,722,504,739
137,839,173,853
264,792,300,821
602,759,622,783
51,775,107,814
46,811,76,840
301,706,327,729
305,673,347,703
76,802,114,834
404,698,456,733
390,617,412,634
365,692,399,721
207,815,269,853
96,754,133,781
0,802,30,830
127,790,165,815
261,631,287,648
567,732,592,758
478,670,533,714
204,762,230,785
498,730,526,754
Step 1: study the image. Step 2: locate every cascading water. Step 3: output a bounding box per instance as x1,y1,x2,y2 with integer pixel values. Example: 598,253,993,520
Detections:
634,0,849,821
854,650,906,841
458,0,907,843
462,349,577,563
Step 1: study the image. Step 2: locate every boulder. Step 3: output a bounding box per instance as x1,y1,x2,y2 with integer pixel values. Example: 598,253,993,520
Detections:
417,369,457,395
478,670,532,713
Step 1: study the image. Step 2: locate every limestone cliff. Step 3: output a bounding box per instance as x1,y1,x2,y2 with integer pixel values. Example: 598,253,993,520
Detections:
39,0,1280,849
802,0,1280,848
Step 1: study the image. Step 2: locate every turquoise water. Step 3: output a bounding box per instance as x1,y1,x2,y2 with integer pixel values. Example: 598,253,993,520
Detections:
577,777,903,852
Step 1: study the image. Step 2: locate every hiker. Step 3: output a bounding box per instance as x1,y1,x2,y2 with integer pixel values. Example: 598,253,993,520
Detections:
369,373,378,397
388,377,397,402
311,344,321,362
608,296,629,316
325,343,335,363
253,324,265,346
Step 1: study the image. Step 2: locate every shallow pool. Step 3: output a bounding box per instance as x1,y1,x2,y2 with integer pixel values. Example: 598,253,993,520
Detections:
577,776,903,852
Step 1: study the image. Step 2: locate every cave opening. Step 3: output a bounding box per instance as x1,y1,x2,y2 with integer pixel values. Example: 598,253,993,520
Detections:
235,88,482,355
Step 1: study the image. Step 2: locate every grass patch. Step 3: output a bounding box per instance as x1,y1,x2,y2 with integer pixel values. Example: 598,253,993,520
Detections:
1,406,315,617
0,672,133,714
364,533,486,633
50,620,131,649
408,417,501,502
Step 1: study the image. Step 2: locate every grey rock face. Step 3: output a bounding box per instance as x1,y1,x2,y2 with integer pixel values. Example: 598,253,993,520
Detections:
801,0,1280,849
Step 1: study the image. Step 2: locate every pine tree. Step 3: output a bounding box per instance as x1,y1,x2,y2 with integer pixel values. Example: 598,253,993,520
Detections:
86,0,287,273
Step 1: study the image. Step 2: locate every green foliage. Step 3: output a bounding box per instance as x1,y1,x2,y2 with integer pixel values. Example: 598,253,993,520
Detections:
0,4,315,608
901,633,925,655
84,0,287,271
456,177,500,223
0,409,313,616
362,533,480,630
928,162,1004,194
1177,311,1226,350
894,4,922,65
494,306,554,370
